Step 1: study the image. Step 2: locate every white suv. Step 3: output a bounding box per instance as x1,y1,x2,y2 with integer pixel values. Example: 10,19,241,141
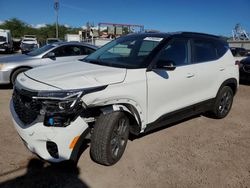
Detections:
10,32,239,166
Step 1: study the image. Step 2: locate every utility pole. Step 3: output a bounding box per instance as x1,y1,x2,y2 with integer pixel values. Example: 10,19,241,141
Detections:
54,0,59,38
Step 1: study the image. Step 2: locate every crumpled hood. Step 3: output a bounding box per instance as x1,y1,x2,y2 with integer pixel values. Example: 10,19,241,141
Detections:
24,60,127,89
0,54,34,63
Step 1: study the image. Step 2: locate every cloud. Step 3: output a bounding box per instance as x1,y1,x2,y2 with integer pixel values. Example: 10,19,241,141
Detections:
30,23,47,29
64,24,70,28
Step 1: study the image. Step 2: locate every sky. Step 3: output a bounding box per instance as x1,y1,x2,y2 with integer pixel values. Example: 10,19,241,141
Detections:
0,0,249,36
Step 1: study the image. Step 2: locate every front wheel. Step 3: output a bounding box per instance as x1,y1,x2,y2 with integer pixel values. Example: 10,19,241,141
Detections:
210,86,234,119
90,112,129,166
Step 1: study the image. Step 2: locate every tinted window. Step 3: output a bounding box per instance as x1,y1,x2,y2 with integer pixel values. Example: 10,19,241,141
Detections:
193,40,217,63
0,36,6,42
216,41,228,57
81,46,95,55
156,39,189,66
52,45,82,57
27,44,55,56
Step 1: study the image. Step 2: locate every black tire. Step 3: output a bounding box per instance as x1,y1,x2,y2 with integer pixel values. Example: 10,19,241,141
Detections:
90,112,130,166
11,68,29,85
210,86,234,119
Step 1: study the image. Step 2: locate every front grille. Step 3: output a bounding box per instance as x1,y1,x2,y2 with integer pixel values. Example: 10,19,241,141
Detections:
243,65,250,73
12,88,41,125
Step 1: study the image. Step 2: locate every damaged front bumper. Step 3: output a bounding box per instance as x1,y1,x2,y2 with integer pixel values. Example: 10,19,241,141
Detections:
10,99,90,162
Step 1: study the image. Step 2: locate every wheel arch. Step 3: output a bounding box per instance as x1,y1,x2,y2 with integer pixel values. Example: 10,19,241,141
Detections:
99,103,142,135
218,78,238,96
10,66,32,82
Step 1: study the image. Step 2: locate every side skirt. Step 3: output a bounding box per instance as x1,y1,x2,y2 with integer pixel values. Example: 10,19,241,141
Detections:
144,98,215,133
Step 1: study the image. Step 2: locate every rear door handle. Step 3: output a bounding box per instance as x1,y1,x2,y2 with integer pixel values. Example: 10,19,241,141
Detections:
186,73,195,78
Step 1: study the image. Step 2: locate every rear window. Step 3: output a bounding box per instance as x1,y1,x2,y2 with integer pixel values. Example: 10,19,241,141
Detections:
193,39,217,63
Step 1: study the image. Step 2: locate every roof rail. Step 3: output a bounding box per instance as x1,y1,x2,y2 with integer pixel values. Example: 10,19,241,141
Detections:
180,32,219,38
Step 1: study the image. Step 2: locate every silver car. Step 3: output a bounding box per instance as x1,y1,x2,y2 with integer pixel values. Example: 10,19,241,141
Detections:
0,42,97,84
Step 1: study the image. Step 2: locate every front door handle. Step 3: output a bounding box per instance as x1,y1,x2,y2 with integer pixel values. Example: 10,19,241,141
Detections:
186,73,195,78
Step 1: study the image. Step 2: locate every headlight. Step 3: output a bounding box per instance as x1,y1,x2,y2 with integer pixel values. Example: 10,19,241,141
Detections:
33,89,84,112
32,89,84,127
0,64,5,70
30,86,107,127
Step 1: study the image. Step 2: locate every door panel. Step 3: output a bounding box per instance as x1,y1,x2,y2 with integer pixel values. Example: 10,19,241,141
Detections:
190,39,223,100
146,66,198,124
146,38,199,124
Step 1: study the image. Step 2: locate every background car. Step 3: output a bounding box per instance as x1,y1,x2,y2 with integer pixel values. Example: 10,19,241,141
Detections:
46,38,62,45
230,47,248,57
239,56,250,82
0,42,97,84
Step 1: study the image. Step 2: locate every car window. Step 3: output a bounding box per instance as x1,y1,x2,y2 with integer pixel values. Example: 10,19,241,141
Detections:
106,41,134,58
193,39,217,62
156,39,189,66
138,40,159,56
52,45,82,57
80,46,95,55
0,36,7,42
27,44,55,56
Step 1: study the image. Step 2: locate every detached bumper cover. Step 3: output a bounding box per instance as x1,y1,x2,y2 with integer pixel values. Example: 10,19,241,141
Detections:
10,99,89,162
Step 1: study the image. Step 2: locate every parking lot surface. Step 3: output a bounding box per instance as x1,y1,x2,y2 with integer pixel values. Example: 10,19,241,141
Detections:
0,84,250,188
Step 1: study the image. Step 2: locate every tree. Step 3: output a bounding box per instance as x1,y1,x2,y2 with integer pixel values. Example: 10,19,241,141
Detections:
0,18,27,38
0,18,82,44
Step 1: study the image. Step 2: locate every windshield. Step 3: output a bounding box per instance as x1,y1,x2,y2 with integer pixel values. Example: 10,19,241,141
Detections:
84,36,163,69
22,43,38,49
27,44,55,56
47,39,59,44
23,39,36,42
0,36,6,42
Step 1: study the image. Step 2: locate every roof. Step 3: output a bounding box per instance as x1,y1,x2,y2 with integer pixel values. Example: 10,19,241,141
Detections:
125,31,221,39
51,41,98,49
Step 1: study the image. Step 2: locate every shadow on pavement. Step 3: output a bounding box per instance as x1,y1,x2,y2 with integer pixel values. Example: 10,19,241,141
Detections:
240,80,250,86
0,84,13,90
0,158,89,188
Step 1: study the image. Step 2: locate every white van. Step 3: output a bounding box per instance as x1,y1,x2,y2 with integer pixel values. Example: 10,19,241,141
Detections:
0,29,13,53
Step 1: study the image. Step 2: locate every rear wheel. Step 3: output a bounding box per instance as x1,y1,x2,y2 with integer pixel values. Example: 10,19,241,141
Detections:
90,112,129,166
210,86,234,119
11,68,30,85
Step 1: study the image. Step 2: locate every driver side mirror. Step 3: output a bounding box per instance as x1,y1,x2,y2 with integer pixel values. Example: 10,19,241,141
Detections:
156,60,176,71
46,52,56,60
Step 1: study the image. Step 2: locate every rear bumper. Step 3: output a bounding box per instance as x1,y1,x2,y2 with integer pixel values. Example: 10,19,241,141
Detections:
10,99,89,162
